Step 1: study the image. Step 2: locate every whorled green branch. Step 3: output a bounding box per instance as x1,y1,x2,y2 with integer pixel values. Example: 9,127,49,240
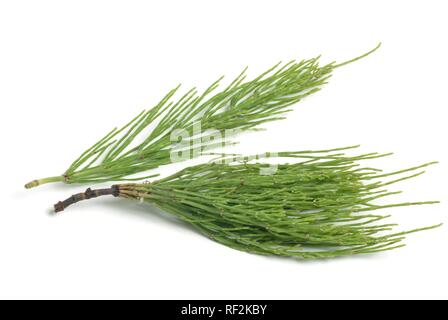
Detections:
53,145,440,259
25,44,381,189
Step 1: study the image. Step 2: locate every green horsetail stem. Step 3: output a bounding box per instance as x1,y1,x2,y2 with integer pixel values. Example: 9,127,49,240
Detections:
25,44,381,189
53,146,440,260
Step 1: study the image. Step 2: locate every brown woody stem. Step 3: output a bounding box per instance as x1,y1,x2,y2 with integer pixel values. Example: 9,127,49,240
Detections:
54,186,120,213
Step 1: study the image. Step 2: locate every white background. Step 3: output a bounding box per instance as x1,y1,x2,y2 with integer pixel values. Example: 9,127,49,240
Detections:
0,0,447,299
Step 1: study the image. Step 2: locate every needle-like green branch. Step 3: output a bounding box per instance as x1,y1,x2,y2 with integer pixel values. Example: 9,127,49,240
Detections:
53,145,440,259
26,44,381,189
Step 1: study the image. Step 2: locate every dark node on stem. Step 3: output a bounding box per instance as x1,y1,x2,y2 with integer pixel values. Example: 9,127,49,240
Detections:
25,180,39,189
54,185,120,213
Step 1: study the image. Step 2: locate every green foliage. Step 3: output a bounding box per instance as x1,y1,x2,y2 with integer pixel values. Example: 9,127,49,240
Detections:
25,44,381,188
117,146,439,259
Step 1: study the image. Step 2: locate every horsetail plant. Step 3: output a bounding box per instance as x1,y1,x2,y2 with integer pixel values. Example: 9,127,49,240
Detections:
53,146,440,259
25,44,381,189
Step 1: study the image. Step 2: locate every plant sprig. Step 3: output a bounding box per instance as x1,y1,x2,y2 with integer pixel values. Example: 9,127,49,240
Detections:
25,44,381,189
53,145,440,259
